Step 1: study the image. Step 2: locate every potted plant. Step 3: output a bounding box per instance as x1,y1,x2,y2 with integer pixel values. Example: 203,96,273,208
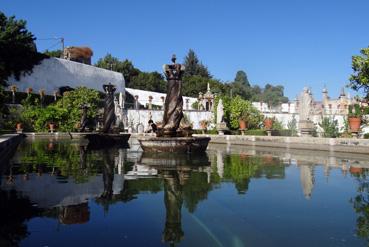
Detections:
264,117,273,130
348,104,362,133
239,111,249,130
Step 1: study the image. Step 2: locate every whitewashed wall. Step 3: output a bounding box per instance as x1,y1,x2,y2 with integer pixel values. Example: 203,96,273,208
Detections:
263,113,347,135
7,57,125,94
127,109,213,130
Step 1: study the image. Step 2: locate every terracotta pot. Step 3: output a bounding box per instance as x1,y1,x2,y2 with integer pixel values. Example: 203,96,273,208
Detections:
239,120,247,130
16,123,22,130
264,118,273,130
348,117,361,132
350,166,363,174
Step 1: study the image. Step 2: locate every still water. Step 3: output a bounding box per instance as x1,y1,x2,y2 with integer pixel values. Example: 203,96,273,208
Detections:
1,137,369,247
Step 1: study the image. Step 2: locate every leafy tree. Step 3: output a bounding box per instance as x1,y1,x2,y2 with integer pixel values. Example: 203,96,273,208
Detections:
95,54,140,84
229,70,253,100
129,71,166,93
349,46,369,98
259,84,288,106
22,87,100,131
287,116,298,136
234,70,250,87
227,95,263,129
183,49,211,78
43,49,62,58
0,12,45,86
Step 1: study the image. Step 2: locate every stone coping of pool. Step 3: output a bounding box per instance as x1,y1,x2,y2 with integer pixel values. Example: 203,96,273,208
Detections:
15,132,369,154
0,134,25,165
193,134,369,154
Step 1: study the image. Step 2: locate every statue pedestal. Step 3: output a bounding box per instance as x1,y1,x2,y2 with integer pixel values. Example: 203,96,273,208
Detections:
266,130,272,136
299,120,314,137
217,123,228,135
138,136,211,153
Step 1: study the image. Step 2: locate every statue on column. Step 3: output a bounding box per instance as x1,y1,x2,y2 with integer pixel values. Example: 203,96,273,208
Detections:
102,83,116,133
160,55,185,136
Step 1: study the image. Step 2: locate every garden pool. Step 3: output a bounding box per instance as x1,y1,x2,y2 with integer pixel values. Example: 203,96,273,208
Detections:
0,137,368,247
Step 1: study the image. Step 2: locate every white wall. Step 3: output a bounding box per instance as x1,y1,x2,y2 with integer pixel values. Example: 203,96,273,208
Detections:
127,109,213,130
7,57,125,94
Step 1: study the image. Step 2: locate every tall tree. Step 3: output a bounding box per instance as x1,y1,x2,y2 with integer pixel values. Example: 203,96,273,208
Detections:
130,72,166,93
0,12,45,86
234,70,250,87
349,46,369,98
183,49,211,78
229,70,252,100
95,54,140,85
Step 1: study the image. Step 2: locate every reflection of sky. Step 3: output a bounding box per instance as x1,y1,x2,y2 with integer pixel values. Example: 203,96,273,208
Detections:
2,140,368,246
1,174,124,208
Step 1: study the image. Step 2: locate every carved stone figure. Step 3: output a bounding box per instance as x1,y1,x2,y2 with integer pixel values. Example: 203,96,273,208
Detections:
299,87,313,121
161,55,185,135
217,99,224,124
101,83,116,133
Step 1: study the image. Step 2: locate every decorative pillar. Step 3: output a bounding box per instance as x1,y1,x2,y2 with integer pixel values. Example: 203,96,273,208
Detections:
134,95,139,110
39,89,45,107
185,98,189,110
148,95,153,110
53,91,58,101
10,85,17,104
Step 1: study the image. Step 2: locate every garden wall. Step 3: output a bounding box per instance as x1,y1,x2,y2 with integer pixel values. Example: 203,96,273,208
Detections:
7,57,125,94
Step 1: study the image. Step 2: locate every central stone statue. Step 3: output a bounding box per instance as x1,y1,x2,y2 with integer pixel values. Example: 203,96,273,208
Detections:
160,55,186,136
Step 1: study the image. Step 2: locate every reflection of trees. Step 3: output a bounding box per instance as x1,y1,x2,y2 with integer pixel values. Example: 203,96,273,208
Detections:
17,139,104,182
0,189,41,246
223,155,261,194
183,172,212,213
351,169,369,243
221,154,285,194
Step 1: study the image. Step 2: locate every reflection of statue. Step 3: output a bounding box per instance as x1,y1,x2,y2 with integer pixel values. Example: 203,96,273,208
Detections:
299,87,313,121
79,145,87,169
59,203,90,224
162,171,184,244
161,55,185,135
79,104,89,132
216,99,224,124
102,83,116,133
100,150,114,200
300,165,314,199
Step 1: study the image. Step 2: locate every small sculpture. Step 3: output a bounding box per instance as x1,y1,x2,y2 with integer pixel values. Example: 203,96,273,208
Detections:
101,83,116,133
79,104,89,132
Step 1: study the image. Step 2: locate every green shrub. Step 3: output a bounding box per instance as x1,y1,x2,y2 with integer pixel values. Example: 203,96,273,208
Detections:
319,117,339,138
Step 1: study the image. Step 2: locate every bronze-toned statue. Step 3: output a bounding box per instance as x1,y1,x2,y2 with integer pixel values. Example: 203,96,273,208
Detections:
79,104,89,132
161,55,185,136
102,83,116,133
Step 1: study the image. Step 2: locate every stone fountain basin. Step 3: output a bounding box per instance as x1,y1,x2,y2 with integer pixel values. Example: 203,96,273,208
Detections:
137,136,211,153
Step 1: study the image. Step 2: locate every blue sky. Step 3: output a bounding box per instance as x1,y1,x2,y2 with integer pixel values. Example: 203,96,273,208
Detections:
2,0,369,100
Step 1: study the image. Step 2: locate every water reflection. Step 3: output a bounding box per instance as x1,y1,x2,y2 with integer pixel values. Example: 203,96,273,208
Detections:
1,138,369,246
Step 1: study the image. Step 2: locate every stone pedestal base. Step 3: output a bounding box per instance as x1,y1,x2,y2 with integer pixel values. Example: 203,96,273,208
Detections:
266,130,272,136
138,136,211,153
299,120,314,137
217,123,228,135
